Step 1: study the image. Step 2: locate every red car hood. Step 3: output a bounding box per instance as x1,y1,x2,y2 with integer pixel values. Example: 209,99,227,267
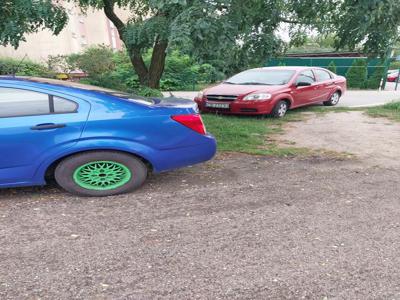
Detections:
204,83,287,96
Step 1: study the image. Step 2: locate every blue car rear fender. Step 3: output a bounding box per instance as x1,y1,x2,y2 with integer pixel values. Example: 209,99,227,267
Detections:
32,136,216,185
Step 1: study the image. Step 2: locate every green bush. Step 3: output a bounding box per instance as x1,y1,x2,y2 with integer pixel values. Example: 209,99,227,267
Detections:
160,78,182,91
133,86,163,98
366,65,384,89
74,45,115,77
46,46,223,93
327,61,337,73
160,50,223,90
0,57,52,77
389,60,400,70
346,59,368,89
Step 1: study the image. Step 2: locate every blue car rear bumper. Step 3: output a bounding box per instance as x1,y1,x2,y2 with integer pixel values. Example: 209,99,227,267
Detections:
150,135,217,173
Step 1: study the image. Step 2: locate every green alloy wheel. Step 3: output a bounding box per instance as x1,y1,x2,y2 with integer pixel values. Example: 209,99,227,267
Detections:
73,161,132,191
54,151,148,197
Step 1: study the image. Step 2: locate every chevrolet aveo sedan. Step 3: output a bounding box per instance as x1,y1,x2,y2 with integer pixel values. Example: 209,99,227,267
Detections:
195,67,347,118
0,77,216,197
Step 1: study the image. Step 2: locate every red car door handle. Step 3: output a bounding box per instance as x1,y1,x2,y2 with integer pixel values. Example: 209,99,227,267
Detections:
31,123,66,130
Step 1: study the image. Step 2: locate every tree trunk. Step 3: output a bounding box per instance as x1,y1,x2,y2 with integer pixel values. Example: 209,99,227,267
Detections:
148,38,168,89
103,1,168,90
127,47,149,86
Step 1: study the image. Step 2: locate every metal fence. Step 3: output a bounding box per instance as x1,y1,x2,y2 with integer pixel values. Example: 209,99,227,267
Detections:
266,56,392,89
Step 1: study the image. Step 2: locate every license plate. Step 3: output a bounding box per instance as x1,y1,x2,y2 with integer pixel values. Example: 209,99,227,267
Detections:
205,102,230,109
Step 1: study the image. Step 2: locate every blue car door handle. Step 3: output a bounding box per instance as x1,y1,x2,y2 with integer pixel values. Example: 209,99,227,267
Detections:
31,123,66,130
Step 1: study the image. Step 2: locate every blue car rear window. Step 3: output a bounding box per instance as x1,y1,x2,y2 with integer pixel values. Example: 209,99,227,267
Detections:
3,76,156,105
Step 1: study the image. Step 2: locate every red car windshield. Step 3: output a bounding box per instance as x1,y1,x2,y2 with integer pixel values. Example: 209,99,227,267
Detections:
225,70,296,86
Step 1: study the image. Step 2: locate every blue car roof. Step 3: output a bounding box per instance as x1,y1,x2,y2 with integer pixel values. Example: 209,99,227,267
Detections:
0,76,154,105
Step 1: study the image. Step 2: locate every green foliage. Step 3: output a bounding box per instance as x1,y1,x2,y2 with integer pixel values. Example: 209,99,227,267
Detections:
48,46,221,93
0,57,52,77
74,45,115,78
74,0,400,87
334,0,400,56
327,61,337,74
389,60,400,70
345,59,385,90
289,34,339,54
71,46,127,90
160,50,223,91
134,86,163,98
74,0,346,85
366,65,385,89
346,59,368,89
0,0,67,48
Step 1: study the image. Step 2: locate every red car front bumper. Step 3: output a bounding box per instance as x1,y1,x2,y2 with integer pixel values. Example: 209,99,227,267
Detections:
195,98,276,115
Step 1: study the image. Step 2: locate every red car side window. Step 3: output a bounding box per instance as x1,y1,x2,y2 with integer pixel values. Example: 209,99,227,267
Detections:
314,69,332,82
296,70,316,84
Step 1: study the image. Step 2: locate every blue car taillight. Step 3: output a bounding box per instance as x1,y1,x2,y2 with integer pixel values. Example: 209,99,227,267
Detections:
171,114,206,135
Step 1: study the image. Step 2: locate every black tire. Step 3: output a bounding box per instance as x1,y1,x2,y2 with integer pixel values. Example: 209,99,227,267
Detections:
54,151,148,197
323,91,341,106
271,100,289,118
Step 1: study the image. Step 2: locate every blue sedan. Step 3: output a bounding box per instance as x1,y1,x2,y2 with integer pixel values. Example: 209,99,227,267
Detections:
0,77,216,196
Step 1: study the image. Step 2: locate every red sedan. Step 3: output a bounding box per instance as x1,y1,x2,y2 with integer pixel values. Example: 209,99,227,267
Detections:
194,67,347,118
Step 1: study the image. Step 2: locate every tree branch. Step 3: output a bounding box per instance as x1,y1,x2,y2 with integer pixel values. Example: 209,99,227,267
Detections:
103,0,126,36
102,0,149,84
279,17,301,24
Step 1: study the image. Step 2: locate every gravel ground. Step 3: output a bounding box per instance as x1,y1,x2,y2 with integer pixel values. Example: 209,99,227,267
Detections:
279,111,400,169
1,151,400,299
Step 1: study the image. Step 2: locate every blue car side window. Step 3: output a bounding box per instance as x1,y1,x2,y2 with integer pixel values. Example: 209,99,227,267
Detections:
0,87,77,118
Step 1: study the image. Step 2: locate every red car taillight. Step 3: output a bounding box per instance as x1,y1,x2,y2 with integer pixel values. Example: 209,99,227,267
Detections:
171,114,206,135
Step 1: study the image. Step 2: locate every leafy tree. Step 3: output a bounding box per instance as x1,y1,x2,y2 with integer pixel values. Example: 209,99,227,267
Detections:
333,0,400,56
327,61,337,73
0,0,67,48
346,59,368,89
73,0,339,88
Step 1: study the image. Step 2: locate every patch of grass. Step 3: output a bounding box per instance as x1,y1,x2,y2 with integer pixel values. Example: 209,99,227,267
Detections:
201,105,373,157
366,101,400,122
202,111,309,156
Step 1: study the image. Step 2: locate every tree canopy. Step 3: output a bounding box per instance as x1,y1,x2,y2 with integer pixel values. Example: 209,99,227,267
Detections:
74,0,341,87
73,0,400,88
334,0,400,56
0,0,68,48
2,0,400,88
